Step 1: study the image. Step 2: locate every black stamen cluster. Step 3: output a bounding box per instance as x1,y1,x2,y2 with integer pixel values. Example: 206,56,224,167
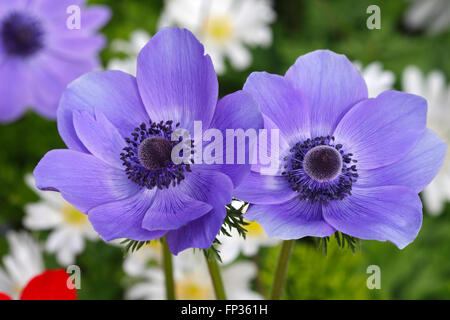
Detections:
282,136,358,204
120,120,194,190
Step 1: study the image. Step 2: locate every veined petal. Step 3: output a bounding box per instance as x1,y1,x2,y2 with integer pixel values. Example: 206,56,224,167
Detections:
285,50,368,137
245,199,335,239
322,186,423,249
142,188,212,231
233,172,297,205
165,169,233,254
198,90,264,187
34,150,140,213
57,71,149,152
243,72,310,144
73,109,127,169
356,129,447,192
333,90,427,170
88,188,166,242
136,27,218,133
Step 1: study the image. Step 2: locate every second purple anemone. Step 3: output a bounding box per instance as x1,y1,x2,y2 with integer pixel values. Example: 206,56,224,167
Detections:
234,50,447,249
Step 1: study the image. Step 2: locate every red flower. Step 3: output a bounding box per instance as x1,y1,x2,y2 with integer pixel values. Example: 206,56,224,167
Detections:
0,292,12,300
0,269,77,300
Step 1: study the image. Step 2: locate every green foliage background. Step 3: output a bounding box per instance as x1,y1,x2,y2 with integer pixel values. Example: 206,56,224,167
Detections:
0,0,449,299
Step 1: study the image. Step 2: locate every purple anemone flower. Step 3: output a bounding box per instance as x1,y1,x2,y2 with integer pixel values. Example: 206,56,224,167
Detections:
234,50,447,249
0,0,110,122
34,27,263,254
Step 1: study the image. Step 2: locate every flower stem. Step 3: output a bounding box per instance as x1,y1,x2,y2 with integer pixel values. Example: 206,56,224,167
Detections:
162,237,175,300
271,239,294,300
204,253,227,300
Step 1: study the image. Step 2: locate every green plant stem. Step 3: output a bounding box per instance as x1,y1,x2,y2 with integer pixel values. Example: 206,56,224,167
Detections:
162,237,175,300
271,239,295,300
204,253,227,300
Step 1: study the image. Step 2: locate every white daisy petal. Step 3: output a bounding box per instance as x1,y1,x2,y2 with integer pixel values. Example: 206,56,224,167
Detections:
0,232,44,299
404,0,450,35
354,61,395,98
23,173,98,264
226,41,252,70
158,0,275,73
402,66,450,215
24,203,63,230
25,174,65,208
107,30,151,76
124,250,262,300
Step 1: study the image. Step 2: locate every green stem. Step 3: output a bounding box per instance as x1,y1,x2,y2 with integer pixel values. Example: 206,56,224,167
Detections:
162,237,175,300
204,253,227,300
271,240,295,300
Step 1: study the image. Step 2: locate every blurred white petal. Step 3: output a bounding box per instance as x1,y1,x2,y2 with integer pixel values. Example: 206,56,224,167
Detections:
402,66,450,215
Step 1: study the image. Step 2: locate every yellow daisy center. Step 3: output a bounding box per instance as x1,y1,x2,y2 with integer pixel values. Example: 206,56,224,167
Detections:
143,241,162,255
61,204,88,226
203,16,233,42
176,278,212,300
245,220,265,237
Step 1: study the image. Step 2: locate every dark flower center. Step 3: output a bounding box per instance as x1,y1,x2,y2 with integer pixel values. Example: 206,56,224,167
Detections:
138,136,173,170
303,145,342,182
282,136,358,204
121,120,193,190
1,12,44,57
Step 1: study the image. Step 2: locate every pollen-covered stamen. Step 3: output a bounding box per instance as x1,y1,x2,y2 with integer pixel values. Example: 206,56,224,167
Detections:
138,136,173,170
121,120,194,190
303,145,342,182
1,12,44,57
282,136,358,204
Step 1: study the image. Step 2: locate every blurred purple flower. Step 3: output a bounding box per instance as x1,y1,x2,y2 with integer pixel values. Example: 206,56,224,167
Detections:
0,0,110,122
34,27,263,254
234,50,447,249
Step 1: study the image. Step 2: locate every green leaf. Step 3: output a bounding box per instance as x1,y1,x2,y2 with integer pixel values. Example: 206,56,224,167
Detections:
202,200,251,263
316,232,361,255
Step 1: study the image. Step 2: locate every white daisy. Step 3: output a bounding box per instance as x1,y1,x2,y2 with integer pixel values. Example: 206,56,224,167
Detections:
404,0,450,35
354,61,395,98
158,0,276,74
23,174,98,265
107,30,151,76
402,66,450,215
218,201,279,264
124,250,262,300
0,232,44,299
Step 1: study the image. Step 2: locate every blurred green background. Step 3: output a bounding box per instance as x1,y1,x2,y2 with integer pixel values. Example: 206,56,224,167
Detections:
0,0,449,299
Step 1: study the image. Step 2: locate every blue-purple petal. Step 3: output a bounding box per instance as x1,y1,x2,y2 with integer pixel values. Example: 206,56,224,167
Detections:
0,58,30,122
243,72,310,145
356,129,447,192
165,169,233,254
57,71,149,152
245,199,335,239
285,50,368,137
88,188,166,242
333,90,427,170
142,188,212,231
73,109,127,169
34,149,140,213
198,90,264,187
136,27,218,133
233,172,297,205
322,186,423,249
